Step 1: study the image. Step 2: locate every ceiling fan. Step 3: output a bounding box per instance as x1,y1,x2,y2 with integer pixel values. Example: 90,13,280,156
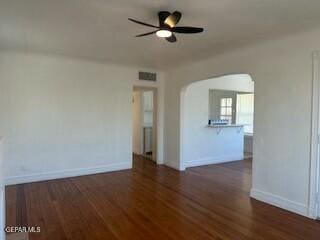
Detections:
128,11,204,43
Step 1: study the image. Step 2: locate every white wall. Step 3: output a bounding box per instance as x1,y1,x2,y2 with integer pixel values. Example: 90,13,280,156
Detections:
164,27,320,217
0,51,165,184
236,94,255,134
182,75,253,168
0,138,4,240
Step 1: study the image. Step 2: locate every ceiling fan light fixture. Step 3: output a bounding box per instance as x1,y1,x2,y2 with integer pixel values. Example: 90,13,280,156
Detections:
129,11,204,43
156,30,172,38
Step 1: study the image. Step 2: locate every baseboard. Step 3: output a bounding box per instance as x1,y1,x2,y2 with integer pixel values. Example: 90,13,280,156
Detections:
156,160,164,165
184,154,244,168
308,206,318,219
164,161,185,171
250,188,309,217
5,161,132,185
133,148,142,155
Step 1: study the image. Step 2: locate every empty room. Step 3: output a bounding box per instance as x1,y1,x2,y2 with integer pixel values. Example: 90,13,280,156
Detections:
1,1,320,240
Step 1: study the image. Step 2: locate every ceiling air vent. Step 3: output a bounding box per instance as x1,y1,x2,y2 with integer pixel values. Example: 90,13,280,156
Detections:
138,71,157,82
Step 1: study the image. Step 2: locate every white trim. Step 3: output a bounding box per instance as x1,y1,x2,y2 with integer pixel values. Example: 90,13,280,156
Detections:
165,160,186,171
133,147,142,155
5,161,132,185
179,86,188,171
250,188,309,217
310,51,320,219
184,154,244,168
156,159,164,165
133,85,165,165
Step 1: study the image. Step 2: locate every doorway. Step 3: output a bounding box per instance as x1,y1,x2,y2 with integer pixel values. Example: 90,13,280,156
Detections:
310,51,320,219
180,74,254,170
132,87,157,162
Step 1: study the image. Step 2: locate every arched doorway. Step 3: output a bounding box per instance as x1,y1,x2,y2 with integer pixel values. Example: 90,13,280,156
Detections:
179,74,254,171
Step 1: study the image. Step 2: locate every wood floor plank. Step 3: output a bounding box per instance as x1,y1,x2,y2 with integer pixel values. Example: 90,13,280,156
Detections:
132,156,320,240
48,179,118,240
5,155,320,240
71,175,165,240
24,182,68,240
89,173,216,240
130,171,263,240
133,161,298,240
5,186,17,228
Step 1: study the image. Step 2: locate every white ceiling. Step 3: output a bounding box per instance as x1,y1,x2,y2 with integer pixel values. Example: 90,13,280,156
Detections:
1,0,320,69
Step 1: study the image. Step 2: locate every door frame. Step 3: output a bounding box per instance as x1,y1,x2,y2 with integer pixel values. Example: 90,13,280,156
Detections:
133,86,158,163
310,51,320,219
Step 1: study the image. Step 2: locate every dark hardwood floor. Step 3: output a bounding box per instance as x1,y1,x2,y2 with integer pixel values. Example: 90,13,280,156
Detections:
6,155,320,240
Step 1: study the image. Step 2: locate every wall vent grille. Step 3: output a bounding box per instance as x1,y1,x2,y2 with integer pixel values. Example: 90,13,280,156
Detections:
138,71,157,81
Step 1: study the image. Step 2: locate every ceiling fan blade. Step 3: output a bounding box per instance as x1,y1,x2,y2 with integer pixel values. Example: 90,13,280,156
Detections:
166,34,177,43
135,31,158,37
164,11,182,27
128,18,159,29
171,26,204,34
158,11,171,26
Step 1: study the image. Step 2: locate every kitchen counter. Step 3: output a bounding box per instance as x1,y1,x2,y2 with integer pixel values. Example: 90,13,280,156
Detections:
207,124,244,128
184,125,244,168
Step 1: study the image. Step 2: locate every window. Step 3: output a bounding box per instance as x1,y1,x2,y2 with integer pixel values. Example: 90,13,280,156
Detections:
220,98,233,123
236,94,254,134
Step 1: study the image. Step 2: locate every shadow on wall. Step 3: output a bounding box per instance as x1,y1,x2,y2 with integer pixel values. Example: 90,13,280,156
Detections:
180,74,254,170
